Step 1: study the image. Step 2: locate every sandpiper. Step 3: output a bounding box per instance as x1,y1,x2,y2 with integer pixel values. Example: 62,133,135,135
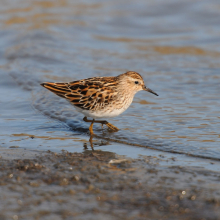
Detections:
41,71,158,135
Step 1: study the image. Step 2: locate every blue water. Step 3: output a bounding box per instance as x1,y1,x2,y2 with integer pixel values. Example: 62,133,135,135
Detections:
0,0,220,168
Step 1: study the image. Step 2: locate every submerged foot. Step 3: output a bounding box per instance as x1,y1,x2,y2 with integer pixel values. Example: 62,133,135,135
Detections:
84,117,119,133
102,121,119,132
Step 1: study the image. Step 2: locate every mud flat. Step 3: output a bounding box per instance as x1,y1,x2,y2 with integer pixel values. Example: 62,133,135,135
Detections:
0,148,220,220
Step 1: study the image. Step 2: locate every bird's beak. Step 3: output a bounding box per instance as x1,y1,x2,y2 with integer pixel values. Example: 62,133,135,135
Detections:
143,85,158,96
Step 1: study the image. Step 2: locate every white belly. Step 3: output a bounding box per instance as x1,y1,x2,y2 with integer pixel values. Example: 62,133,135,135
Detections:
74,106,128,119
73,96,133,119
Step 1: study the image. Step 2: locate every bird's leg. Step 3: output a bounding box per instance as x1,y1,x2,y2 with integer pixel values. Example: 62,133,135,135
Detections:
83,117,93,123
83,117,119,132
100,120,119,132
88,119,95,136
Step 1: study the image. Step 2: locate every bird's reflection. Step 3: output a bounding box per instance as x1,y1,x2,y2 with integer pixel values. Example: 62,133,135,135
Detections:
83,134,112,152
83,135,95,151
83,139,117,160
89,135,94,150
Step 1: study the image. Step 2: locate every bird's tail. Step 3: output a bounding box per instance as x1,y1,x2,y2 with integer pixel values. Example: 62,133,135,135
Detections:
40,82,70,98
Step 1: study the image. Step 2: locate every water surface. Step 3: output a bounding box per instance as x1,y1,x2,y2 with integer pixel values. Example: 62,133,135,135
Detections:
0,0,220,167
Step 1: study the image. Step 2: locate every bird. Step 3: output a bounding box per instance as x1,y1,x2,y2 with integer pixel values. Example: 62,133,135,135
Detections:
41,71,158,136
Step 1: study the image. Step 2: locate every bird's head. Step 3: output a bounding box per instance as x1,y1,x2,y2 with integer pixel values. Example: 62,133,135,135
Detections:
118,71,158,96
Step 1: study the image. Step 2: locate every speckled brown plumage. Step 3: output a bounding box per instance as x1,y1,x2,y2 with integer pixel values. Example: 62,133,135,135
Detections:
41,77,119,111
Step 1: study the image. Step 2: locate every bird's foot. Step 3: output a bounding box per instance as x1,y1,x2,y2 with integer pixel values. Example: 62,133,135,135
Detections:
102,121,119,132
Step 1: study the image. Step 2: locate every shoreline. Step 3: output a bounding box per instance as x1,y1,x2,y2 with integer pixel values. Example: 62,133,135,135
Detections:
0,147,220,219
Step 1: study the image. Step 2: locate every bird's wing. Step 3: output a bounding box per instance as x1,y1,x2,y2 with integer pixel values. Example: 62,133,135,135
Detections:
41,77,118,111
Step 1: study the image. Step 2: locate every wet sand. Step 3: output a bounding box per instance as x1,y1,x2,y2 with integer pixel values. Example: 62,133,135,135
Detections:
1,148,220,220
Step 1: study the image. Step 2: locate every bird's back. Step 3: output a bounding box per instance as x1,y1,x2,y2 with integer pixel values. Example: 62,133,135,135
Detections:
41,76,120,112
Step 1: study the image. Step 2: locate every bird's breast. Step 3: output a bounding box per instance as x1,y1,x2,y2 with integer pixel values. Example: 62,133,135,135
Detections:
73,93,134,119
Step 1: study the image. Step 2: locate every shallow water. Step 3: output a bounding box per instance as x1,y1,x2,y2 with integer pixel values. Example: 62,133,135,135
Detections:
0,0,220,167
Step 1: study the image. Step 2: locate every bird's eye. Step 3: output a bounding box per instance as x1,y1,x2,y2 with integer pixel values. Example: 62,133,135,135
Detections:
135,81,139,84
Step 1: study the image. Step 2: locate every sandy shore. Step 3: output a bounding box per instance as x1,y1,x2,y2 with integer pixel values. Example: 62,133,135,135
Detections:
0,148,220,220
